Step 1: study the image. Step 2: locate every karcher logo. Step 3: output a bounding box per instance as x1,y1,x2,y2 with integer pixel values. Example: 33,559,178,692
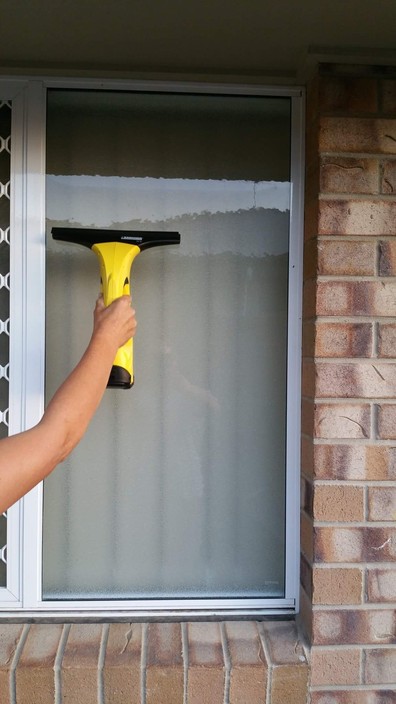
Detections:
121,236,143,243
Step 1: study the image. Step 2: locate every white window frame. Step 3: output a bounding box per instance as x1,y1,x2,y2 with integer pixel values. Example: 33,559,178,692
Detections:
0,77,304,619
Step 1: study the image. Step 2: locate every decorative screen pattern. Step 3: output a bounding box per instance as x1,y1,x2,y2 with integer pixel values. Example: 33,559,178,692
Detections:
0,101,11,587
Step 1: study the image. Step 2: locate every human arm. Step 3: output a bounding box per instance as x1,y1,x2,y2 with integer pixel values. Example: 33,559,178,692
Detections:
0,295,136,513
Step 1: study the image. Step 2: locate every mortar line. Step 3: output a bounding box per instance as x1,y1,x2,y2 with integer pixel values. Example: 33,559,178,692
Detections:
141,623,148,704
220,623,231,704
181,622,188,704
98,624,109,704
257,622,272,704
9,623,29,704
55,623,70,704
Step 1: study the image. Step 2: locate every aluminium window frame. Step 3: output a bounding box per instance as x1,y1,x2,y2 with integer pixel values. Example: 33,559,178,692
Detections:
0,76,304,619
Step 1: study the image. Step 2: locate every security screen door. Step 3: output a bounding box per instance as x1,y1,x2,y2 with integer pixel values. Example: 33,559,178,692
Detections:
43,89,292,601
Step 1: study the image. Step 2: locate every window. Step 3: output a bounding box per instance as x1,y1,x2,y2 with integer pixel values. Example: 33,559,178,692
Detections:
0,79,303,617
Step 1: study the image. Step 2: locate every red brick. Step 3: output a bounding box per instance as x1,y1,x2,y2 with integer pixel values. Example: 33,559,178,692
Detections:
226,621,267,704
61,624,103,704
316,281,396,317
320,157,379,194
381,160,396,194
313,444,396,481
301,511,314,562
318,240,376,276
310,647,361,686
314,485,364,522
319,77,378,114
364,648,396,684
378,323,396,359
312,609,396,645
187,622,224,704
312,567,363,605
146,623,183,704
379,240,396,275
0,625,25,704
378,323,396,357
319,117,396,154
16,625,63,704
103,623,142,704
367,567,396,603
315,362,396,398
378,404,396,439
311,691,396,704
368,487,396,521
315,322,373,358
315,526,396,563
314,403,370,439
319,199,396,236
381,79,396,114
259,621,308,704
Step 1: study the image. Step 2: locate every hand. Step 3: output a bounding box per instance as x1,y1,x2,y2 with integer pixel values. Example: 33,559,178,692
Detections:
93,295,137,349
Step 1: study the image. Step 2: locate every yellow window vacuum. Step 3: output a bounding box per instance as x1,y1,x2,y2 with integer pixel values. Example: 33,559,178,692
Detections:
52,228,181,389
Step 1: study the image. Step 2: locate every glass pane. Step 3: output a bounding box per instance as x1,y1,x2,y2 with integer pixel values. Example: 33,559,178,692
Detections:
0,100,11,586
43,90,291,600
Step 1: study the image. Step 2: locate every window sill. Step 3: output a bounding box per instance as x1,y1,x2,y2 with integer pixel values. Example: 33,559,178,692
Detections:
0,619,309,703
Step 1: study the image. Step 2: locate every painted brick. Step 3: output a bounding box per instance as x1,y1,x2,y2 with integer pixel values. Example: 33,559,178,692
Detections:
379,240,396,277
381,160,396,194
146,623,183,704
319,199,396,236
315,526,396,563
312,609,396,646
61,624,103,704
378,322,396,358
0,625,25,704
320,157,379,194
319,117,396,154
314,403,371,439
318,240,376,276
313,444,396,481
312,567,363,605
310,647,361,686
259,621,308,704
364,648,396,685
378,404,396,439
315,322,373,358
318,76,378,113
187,622,224,704
226,621,267,704
314,485,364,522
315,362,396,398
311,690,396,704
367,567,396,603
382,79,396,114
103,623,142,704
316,281,396,317
368,487,396,521
16,625,63,704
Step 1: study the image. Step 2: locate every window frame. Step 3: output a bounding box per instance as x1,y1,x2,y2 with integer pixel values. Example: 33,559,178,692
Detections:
0,77,304,618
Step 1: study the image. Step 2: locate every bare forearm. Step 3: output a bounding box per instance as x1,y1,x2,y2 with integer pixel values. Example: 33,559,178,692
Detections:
0,295,136,513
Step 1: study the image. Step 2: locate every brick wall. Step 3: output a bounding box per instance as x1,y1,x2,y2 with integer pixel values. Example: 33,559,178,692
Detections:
302,64,396,701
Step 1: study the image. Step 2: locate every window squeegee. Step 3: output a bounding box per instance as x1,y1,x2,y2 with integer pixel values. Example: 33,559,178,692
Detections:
52,228,181,389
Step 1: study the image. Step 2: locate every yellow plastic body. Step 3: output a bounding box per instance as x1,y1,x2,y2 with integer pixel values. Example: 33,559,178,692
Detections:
92,242,141,384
